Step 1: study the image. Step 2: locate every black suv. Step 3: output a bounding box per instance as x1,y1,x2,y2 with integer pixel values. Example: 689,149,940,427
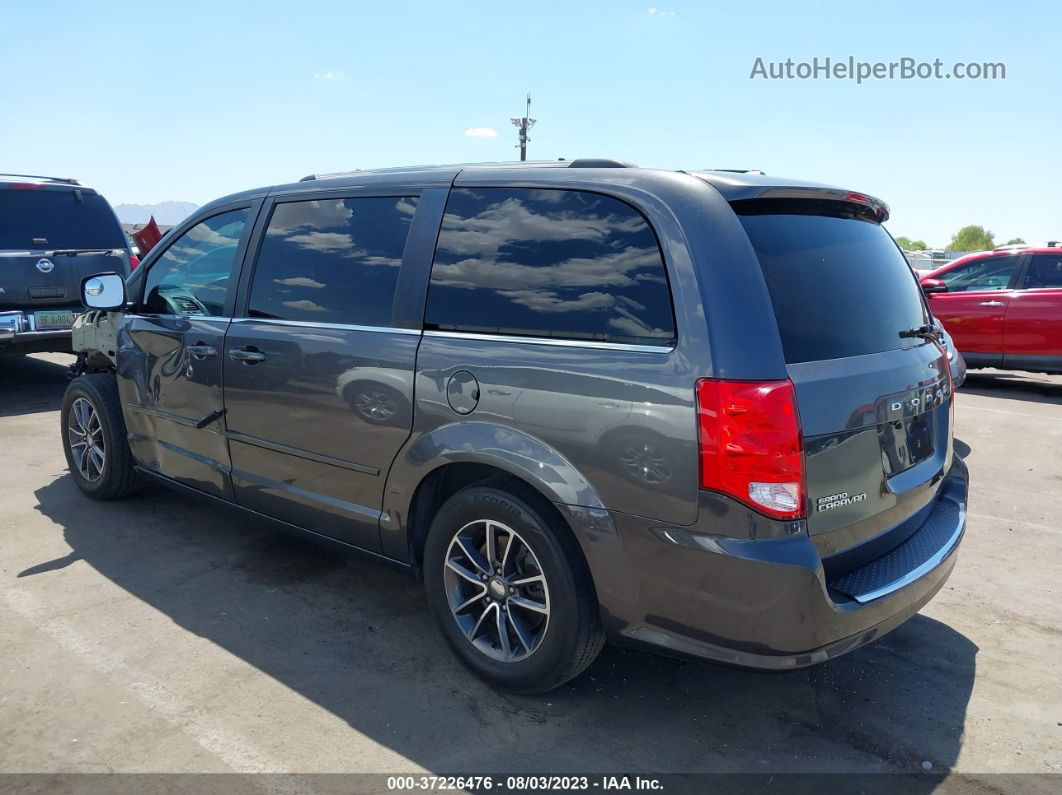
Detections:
63,161,968,693
0,174,132,355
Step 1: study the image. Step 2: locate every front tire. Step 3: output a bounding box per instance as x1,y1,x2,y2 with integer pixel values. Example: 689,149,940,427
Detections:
61,373,140,500
424,481,604,694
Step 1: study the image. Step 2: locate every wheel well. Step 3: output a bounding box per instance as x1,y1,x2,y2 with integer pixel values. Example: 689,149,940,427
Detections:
70,350,116,376
406,462,581,580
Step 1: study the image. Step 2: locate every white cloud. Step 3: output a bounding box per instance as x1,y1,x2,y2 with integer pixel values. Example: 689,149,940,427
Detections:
464,127,498,138
268,200,352,234
647,7,676,15
500,290,616,314
282,299,329,313
313,71,344,80
274,276,325,289
284,231,358,254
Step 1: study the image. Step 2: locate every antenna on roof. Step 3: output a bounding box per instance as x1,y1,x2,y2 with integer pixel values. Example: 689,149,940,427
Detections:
510,93,536,162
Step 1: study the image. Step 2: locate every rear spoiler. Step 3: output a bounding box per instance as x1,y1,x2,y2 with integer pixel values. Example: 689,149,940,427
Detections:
737,187,890,222
689,173,890,222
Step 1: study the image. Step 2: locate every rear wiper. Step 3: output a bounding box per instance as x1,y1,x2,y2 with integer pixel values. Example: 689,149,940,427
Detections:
49,248,117,256
899,324,943,342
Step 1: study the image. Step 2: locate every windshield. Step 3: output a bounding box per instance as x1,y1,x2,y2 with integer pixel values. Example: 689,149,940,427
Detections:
0,189,126,250
735,200,929,364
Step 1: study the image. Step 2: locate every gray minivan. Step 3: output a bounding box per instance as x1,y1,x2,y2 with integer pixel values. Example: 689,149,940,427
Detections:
63,161,968,693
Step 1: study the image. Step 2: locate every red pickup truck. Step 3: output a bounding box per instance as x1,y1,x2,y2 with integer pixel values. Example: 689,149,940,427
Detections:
921,246,1062,374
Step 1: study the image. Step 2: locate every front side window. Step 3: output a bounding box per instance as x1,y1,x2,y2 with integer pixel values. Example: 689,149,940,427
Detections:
142,209,248,316
1022,254,1062,289
424,188,675,345
246,196,417,326
937,256,1019,292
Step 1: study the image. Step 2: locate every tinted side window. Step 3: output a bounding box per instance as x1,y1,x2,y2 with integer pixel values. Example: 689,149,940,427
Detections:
937,256,1019,292
1023,254,1062,289
425,188,675,345
247,197,416,326
143,209,248,316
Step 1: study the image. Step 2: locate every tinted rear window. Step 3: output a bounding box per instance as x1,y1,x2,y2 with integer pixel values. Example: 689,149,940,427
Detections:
425,188,675,345
735,201,928,364
0,189,125,250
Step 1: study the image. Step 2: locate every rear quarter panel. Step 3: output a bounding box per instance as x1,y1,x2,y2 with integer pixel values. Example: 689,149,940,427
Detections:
381,170,750,561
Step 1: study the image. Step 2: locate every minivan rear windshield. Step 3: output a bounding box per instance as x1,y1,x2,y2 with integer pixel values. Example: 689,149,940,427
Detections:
0,189,126,250
734,199,928,364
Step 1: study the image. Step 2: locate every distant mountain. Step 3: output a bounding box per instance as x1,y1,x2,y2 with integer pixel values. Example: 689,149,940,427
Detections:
114,201,198,226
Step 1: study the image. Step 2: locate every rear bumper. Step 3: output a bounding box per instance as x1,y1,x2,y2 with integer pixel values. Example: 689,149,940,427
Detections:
0,311,73,353
565,457,968,670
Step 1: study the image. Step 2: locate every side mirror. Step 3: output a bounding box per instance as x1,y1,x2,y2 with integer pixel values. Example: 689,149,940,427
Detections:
920,278,947,295
81,272,127,311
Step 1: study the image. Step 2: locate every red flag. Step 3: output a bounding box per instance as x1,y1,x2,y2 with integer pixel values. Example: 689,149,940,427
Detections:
132,216,163,256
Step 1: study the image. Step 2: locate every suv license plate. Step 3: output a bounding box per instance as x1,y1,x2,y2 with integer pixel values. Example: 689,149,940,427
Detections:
34,310,74,330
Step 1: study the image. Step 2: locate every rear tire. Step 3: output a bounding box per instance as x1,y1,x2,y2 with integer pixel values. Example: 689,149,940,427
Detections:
424,481,604,694
61,373,140,500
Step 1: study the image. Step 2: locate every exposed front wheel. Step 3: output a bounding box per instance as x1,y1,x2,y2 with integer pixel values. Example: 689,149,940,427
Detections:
61,373,140,500
424,482,604,694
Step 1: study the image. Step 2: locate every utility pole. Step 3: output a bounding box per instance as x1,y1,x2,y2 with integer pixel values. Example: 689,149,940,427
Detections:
510,93,536,161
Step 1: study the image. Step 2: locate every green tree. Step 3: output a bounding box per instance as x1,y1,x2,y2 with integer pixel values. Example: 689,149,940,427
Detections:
895,237,928,250
947,225,994,252
1005,237,1026,245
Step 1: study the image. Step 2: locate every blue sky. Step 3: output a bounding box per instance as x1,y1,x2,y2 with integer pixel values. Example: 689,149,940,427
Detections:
2,0,1059,246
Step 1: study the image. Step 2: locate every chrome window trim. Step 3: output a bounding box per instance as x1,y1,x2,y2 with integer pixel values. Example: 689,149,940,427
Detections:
423,329,675,354
231,317,421,335
126,313,231,322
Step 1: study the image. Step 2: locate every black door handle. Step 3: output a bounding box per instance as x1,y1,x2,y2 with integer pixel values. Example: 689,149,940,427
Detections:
229,347,266,363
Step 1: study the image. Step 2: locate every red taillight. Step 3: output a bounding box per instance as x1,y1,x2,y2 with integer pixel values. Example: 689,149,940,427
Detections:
696,379,806,520
129,254,140,270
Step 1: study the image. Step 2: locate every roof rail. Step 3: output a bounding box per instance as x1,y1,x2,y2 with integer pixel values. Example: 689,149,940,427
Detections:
0,173,81,185
565,158,636,168
298,159,642,181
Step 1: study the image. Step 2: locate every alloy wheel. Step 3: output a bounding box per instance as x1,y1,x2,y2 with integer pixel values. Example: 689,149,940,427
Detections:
354,389,396,421
68,397,105,482
442,519,551,662
619,440,672,485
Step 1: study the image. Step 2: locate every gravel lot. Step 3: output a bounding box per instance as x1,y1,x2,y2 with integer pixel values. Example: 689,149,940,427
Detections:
1,353,1059,790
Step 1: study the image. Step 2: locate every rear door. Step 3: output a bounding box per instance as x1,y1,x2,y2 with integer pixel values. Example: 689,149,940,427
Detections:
925,254,1023,366
1003,252,1062,371
222,192,422,551
735,200,956,567
119,205,255,500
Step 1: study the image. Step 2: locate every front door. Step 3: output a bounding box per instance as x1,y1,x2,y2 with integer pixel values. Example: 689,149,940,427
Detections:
222,193,422,551
118,206,254,499
928,254,1022,366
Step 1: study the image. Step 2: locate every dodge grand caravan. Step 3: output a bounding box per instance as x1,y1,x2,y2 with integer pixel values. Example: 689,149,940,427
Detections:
62,161,968,693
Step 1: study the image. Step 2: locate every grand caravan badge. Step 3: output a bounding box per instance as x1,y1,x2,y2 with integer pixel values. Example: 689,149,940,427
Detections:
816,491,867,512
